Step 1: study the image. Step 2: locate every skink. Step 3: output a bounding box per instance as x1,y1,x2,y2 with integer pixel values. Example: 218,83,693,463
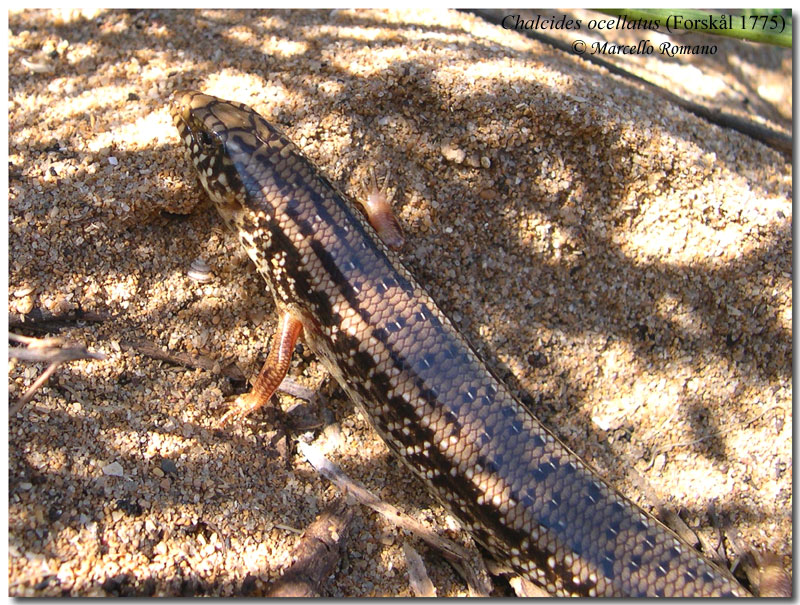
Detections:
170,90,748,597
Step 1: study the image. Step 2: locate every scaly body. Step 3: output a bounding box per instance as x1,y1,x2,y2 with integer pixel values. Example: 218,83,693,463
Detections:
170,91,747,596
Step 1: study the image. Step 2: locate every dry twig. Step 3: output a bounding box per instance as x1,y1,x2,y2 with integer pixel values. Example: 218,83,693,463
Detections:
120,338,325,407
9,308,108,335
642,405,784,471
265,497,354,597
9,333,106,413
119,338,246,381
403,542,436,597
298,440,493,596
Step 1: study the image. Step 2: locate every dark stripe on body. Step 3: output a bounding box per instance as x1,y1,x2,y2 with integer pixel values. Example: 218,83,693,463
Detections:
173,93,749,598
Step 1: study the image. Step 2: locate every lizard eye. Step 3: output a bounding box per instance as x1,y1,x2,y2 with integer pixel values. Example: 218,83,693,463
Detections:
197,130,214,149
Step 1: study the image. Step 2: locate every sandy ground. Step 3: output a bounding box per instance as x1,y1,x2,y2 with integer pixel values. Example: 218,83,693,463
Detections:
8,9,791,596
